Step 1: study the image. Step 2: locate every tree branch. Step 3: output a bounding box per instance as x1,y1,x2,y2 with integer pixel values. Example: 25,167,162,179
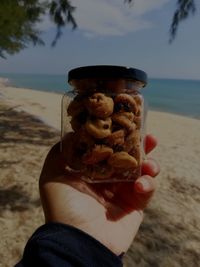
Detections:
49,0,77,47
169,0,196,43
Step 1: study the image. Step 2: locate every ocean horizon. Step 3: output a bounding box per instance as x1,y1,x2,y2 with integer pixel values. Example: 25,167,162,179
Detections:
0,72,200,119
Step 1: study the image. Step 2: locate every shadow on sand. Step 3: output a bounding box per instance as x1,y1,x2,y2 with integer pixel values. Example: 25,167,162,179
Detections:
0,105,59,146
0,104,59,214
0,185,41,213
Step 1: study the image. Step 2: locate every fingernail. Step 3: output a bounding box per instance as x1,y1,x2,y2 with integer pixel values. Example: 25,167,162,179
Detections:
136,177,150,191
149,159,159,173
143,159,159,174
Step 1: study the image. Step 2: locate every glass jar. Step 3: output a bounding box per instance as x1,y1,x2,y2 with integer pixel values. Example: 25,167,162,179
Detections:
61,65,148,183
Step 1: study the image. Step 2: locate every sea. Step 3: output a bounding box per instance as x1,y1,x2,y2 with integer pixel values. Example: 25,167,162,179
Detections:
0,73,200,119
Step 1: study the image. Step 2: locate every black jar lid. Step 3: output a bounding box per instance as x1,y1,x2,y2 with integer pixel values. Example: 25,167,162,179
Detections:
68,65,148,86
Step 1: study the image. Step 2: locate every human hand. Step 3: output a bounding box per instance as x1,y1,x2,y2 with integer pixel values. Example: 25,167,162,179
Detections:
39,134,159,255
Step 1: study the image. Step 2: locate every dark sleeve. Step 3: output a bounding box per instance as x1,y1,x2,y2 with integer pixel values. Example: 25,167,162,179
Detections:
15,223,123,267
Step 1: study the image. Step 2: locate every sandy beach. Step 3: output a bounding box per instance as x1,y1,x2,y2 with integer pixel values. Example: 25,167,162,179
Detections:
0,78,200,267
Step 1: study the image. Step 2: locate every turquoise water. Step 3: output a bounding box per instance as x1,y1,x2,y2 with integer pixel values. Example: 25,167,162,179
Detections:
144,79,200,119
1,73,200,119
0,73,67,93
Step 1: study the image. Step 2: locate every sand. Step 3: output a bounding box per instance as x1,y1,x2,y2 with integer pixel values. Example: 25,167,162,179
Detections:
0,78,200,267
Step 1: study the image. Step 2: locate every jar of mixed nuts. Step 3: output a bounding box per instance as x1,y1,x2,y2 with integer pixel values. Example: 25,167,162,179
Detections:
61,65,148,183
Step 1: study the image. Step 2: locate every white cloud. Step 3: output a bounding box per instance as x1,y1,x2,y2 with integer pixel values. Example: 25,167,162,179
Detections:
38,0,170,37
128,0,170,16
72,0,170,37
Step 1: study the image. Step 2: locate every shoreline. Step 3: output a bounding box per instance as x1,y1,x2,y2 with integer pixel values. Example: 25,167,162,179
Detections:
1,78,200,181
1,77,199,128
0,78,62,130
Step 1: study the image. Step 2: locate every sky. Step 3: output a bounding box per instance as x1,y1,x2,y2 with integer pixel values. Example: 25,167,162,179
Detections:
0,0,200,80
